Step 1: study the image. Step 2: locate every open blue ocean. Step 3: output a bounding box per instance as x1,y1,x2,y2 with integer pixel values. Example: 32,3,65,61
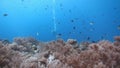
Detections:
0,0,120,42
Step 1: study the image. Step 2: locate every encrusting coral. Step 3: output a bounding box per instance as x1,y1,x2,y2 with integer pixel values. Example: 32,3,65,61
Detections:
0,37,120,68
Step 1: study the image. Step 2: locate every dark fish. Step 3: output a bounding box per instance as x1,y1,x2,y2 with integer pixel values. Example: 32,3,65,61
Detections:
71,19,74,23
87,37,90,40
56,33,62,39
57,22,60,24
92,41,96,43
79,32,82,34
3,13,8,16
45,5,49,10
73,26,76,30
45,7,48,10
58,33,62,36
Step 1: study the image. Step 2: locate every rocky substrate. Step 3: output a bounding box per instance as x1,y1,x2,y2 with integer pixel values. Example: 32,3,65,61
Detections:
0,36,120,68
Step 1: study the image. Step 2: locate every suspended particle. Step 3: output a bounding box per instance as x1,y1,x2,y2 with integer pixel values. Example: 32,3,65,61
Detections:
113,7,117,10
21,0,24,2
90,28,95,31
69,9,71,13
60,3,63,7
36,32,39,36
101,36,104,39
90,21,94,25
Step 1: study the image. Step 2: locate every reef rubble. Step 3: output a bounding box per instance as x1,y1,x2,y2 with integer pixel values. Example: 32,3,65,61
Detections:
0,37,120,68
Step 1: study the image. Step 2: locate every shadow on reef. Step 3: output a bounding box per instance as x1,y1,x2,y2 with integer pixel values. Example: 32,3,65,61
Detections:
0,36,120,68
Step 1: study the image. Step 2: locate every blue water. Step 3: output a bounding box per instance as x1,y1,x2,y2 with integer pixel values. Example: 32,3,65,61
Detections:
0,0,120,42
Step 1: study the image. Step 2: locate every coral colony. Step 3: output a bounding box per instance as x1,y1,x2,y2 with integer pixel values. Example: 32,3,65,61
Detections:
0,36,120,68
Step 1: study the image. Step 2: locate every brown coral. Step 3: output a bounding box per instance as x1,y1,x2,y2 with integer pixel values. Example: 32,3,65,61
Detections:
114,36,120,46
0,37,120,68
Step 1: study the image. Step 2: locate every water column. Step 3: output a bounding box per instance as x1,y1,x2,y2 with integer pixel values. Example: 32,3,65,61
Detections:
52,0,57,34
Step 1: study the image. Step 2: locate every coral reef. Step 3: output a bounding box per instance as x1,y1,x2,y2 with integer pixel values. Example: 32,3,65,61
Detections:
0,37,120,68
114,36,120,46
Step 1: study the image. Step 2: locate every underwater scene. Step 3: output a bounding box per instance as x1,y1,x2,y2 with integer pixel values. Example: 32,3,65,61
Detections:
0,0,120,68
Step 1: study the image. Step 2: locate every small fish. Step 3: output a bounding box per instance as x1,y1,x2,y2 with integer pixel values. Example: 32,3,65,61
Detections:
87,37,90,40
79,32,82,34
92,40,96,43
3,13,8,16
57,22,60,24
56,33,62,39
58,33,62,36
45,7,48,10
71,19,74,23
73,26,76,30
101,36,104,39
45,5,49,10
